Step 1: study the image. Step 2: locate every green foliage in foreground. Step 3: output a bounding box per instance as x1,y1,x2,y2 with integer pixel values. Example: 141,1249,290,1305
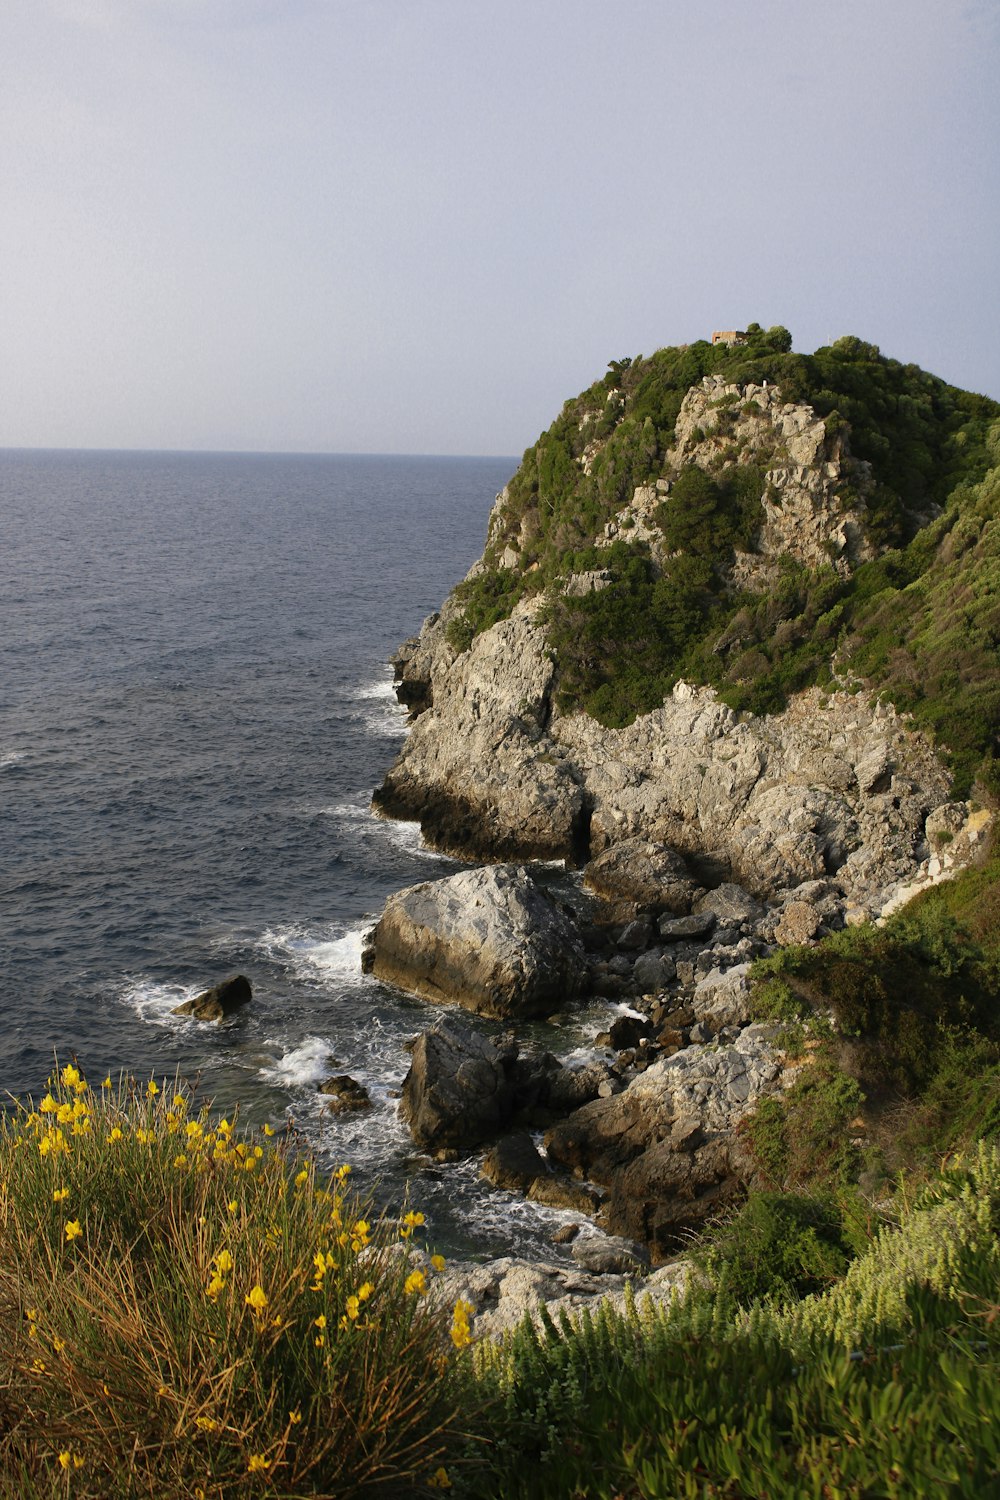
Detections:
4,1070,1000,1499
466,1144,1000,1499
0,1067,466,1499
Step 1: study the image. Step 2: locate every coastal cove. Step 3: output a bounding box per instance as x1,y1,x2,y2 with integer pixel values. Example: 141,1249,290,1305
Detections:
0,449,605,1260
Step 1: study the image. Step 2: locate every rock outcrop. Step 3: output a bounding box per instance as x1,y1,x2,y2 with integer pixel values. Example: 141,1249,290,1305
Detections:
172,974,252,1023
365,864,587,1020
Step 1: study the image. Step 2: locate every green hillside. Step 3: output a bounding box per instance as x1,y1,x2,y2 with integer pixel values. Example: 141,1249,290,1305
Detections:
448,327,1000,797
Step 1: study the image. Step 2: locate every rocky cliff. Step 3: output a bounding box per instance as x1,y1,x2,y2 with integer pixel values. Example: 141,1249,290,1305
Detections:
376,331,999,917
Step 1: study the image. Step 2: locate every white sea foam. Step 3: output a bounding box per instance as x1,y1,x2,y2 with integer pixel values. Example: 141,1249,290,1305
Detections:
261,1036,338,1089
258,925,367,986
121,977,197,1026
375,815,452,862
355,675,398,701
0,750,26,770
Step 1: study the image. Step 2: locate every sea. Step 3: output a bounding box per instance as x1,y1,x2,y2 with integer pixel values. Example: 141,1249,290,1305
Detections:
0,448,610,1261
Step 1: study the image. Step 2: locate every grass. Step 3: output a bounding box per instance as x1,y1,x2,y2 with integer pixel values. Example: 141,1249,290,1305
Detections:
0,1065,470,1499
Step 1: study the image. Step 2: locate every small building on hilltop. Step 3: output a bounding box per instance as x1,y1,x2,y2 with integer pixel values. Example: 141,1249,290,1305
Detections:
712,329,747,346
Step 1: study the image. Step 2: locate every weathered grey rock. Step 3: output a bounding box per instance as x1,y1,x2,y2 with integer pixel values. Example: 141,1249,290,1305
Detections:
172,974,252,1023
583,838,694,913
774,900,824,946
424,1252,691,1341
617,916,655,950
570,1233,649,1274
694,883,766,928
692,964,753,1029
659,910,716,941
368,864,587,1020
527,1176,601,1214
609,1013,654,1050
544,1026,782,1257
318,1075,371,1113
401,1016,515,1151
546,1061,614,1112
481,1133,547,1193
632,948,677,992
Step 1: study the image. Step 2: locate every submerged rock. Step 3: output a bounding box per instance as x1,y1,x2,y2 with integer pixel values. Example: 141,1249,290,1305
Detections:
172,974,252,1023
367,863,587,1020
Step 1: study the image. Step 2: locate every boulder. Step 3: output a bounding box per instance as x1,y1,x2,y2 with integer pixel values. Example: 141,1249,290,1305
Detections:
318,1075,371,1114
691,964,753,1029
545,1027,783,1257
367,864,587,1020
401,1016,516,1151
694,883,766,928
773,900,824,946
570,1233,649,1275
632,948,677,992
481,1133,547,1193
583,838,694,913
658,910,716,942
172,974,252,1023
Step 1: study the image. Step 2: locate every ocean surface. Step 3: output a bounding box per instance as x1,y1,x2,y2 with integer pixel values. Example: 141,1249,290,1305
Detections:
0,448,614,1261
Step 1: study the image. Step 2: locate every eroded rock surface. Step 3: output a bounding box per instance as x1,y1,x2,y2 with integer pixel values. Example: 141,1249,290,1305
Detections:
366,863,587,1019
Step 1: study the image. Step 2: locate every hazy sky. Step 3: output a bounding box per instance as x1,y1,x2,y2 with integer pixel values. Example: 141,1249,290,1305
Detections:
2,0,998,456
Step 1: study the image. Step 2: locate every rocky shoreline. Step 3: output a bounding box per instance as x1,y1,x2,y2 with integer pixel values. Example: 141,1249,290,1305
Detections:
359,366,996,1330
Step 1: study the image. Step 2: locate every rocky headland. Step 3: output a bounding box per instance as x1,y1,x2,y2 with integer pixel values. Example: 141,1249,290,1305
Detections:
364,328,1000,1326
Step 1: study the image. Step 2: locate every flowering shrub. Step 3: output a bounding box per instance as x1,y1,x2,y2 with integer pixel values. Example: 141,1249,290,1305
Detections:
0,1067,470,1498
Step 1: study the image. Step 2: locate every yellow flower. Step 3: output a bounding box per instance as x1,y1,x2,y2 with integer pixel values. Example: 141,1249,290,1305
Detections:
172,1092,186,1109
206,1274,226,1300
404,1270,427,1296
358,1281,375,1301
247,1454,270,1473
65,1220,83,1242
450,1298,474,1349
262,1123,275,1137
294,1168,309,1188
52,1187,70,1203
245,1284,268,1313
102,1075,112,1089
109,1126,123,1142
58,1451,72,1471
195,1415,219,1432
335,1163,351,1181
431,1254,446,1273
403,1210,425,1228
39,1093,58,1114
227,1199,238,1214
288,1408,302,1425
345,1296,360,1320
428,1467,452,1489
52,1336,66,1354
216,1249,234,1273
314,1313,327,1330
60,1064,82,1091
146,1079,159,1096
173,1154,188,1169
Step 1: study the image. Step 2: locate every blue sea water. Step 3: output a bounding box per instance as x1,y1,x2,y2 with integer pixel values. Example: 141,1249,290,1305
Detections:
0,448,594,1258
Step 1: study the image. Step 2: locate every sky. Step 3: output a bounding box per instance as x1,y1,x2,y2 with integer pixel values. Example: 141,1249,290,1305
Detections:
1,0,998,457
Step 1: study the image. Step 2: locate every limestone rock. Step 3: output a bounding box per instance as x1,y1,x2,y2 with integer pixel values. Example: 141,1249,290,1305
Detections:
583,838,694,913
172,974,252,1023
318,1075,371,1114
401,1016,515,1151
368,864,587,1020
481,1133,547,1193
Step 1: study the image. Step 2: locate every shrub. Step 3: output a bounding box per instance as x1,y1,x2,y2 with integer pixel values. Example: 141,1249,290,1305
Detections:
0,1068,467,1499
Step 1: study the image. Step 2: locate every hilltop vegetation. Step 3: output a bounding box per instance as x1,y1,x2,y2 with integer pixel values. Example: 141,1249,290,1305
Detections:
447,327,1000,796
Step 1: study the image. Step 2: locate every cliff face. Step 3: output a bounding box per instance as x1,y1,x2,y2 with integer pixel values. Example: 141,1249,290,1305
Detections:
375,339,999,918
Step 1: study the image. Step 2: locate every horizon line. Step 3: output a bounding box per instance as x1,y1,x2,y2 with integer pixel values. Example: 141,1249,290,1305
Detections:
0,443,520,463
